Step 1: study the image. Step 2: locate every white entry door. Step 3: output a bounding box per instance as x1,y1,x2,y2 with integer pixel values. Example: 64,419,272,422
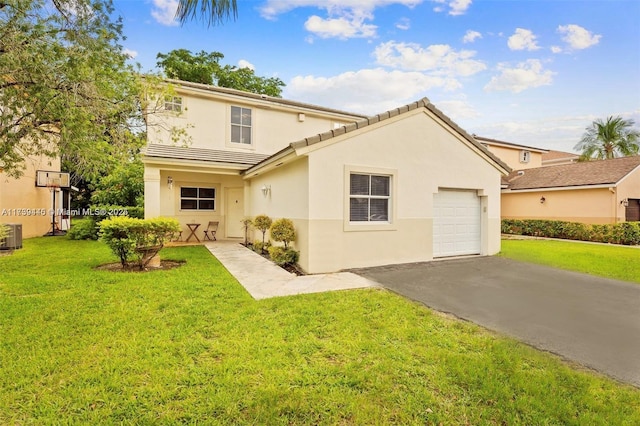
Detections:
433,190,481,257
225,188,244,238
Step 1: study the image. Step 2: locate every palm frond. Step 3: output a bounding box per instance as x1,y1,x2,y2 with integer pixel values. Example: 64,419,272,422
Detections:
175,0,238,27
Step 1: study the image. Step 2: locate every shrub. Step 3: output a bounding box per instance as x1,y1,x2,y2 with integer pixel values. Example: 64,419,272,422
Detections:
67,218,99,240
253,240,272,254
253,214,272,251
241,218,253,246
99,216,180,270
267,246,299,266
0,223,9,247
501,219,640,246
270,218,296,249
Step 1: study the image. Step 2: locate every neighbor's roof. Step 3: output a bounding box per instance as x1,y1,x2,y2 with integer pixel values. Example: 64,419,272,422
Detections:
164,79,368,120
504,155,640,190
244,98,510,175
474,136,548,153
541,150,580,162
142,144,270,166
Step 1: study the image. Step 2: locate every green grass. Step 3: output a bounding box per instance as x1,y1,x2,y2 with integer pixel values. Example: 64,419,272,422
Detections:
500,239,640,284
1,238,639,424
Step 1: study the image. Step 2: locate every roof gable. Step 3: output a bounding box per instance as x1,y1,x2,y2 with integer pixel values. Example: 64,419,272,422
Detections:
244,98,510,176
475,136,547,153
505,155,640,190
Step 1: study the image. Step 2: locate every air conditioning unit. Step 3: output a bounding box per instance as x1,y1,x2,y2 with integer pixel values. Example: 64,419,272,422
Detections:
1,223,22,250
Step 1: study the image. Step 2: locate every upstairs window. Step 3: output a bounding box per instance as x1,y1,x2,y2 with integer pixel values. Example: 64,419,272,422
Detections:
180,187,215,210
164,96,182,113
520,150,531,163
231,106,252,144
349,173,391,222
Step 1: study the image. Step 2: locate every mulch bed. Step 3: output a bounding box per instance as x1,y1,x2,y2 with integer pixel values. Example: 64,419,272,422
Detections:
94,260,185,272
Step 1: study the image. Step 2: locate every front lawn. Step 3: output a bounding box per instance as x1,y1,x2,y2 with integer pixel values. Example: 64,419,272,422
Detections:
500,239,640,284
1,238,639,424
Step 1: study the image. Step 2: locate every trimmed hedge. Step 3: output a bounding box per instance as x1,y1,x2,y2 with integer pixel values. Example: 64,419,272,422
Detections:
502,219,640,245
99,216,180,270
67,205,144,240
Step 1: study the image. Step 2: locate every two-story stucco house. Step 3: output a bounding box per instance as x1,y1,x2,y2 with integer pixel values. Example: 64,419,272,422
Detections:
142,79,510,273
478,136,640,224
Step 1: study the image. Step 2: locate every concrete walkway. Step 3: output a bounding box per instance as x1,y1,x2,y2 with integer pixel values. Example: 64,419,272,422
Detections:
205,241,379,300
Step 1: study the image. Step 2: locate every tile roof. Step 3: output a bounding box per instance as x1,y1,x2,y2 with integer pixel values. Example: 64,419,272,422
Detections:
474,136,548,153
541,150,580,162
504,155,640,190
284,98,510,174
142,144,270,166
165,79,368,120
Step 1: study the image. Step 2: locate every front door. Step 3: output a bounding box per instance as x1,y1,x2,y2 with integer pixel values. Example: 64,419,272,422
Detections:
625,199,640,222
226,188,245,238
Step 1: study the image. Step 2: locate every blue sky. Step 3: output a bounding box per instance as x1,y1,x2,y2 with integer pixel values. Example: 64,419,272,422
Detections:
113,0,640,153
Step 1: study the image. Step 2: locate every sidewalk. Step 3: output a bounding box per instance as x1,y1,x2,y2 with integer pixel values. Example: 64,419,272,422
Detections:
205,241,380,300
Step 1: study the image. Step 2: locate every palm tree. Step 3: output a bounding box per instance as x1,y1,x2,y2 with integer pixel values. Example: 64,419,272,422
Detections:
176,0,237,26
575,116,640,160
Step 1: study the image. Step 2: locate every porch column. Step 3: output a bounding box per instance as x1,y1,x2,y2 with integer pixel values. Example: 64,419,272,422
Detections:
144,166,161,219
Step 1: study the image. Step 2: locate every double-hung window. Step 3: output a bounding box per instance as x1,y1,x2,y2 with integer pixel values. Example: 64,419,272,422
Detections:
164,96,182,113
349,173,391,222
231,106,252,145
180,187,215,211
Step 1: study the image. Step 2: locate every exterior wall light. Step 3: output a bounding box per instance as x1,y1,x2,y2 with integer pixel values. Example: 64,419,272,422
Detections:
261,185,271,197
621,198,629,207
167,176,173,189
540,196,546,204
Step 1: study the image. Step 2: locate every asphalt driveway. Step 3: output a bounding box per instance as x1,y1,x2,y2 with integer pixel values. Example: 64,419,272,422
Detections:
353,256,640,387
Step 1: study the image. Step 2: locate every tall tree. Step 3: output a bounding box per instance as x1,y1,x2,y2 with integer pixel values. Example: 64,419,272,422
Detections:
575,116,640,160
0,0,144,179
156,49,285,97
176,0,237,26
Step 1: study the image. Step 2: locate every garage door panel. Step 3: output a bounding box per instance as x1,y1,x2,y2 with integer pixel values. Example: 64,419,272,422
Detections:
433,190,481,257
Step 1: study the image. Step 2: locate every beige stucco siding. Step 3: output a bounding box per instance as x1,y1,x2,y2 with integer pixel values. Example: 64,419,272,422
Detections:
147,91,358,156
617,166,640,221
485,144,542,170
502,188,619,224
144,164,246,240
0,156,61,239
296,109,502,273
246,158,310,268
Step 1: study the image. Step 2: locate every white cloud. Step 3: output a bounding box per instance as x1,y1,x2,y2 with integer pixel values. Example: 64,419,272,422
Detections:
507,28,540,51
436,99,480,120
260,0,422,19
151,0,178,26
123,48,138,59
431,0,472,16
396,17,411,30
550,46,562,54
462,30,482,44
374,41,486,77
286,68,460,115
557,24,601,50
484,59,555,93
237,60,255,70
305,14,377,39
260,0,421,39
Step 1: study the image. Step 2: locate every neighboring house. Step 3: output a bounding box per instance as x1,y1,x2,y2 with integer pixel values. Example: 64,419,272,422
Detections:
143,80,509,273
541,150,579,167
0,156,64,239
476,136,548,170
502,156,640,224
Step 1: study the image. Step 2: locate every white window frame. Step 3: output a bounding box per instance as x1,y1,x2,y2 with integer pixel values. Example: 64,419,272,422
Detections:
230,106,252,146
344,165,397,232
164,96,183,113
180,187,216,211
520,150,531,163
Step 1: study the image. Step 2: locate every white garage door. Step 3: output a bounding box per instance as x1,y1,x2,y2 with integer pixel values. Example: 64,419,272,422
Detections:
433,190,481,257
